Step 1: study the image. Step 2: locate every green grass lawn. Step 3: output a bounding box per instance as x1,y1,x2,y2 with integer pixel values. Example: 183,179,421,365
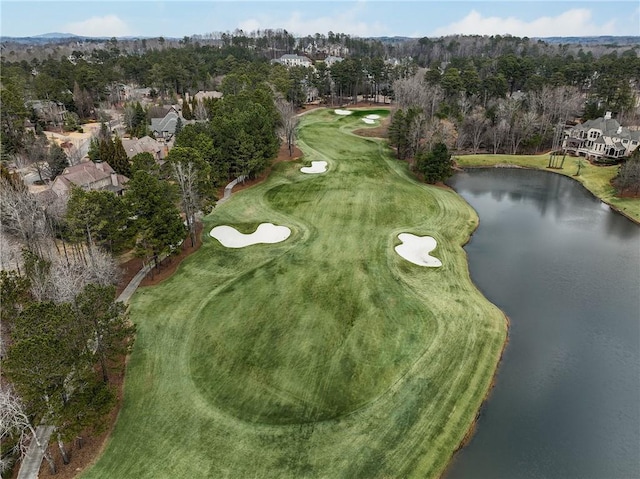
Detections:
455,153,640,223
82,109,506,479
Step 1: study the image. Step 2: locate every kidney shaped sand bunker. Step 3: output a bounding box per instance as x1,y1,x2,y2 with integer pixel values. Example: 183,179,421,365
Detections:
210,223,291,248
395,233,442,267
301,161,327,174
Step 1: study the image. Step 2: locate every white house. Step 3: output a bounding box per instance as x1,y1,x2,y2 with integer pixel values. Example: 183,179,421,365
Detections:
323,56,344,68
275,54,313,68
192,90,223,102
563,112,640,162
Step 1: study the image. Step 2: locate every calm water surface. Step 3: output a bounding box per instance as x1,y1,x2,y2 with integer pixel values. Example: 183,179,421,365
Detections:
445,169,640,479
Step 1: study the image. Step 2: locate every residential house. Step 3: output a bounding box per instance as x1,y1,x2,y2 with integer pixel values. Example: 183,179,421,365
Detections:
124,86,153,104
275,54,313,68
563,112,640,162
26,100,67,128
51,160,128,197
150,106,192,140
323,55,343,68
121,136,167,161
192,90,223,102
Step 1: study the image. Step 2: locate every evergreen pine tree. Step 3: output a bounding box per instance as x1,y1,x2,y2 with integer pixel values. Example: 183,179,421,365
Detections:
111,137,131,177
181,100,192,120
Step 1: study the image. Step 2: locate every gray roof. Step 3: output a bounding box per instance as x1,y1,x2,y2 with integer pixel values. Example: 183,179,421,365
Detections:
150,110,192,136
280,54,311,61
576,117,640,141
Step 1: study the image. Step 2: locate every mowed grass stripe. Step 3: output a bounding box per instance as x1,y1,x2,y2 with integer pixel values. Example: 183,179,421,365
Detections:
82,109,506,479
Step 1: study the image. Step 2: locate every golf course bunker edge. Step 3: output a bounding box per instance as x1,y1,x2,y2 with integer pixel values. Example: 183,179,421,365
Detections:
301,160,328,174
395,233,442,267
210,223,291,248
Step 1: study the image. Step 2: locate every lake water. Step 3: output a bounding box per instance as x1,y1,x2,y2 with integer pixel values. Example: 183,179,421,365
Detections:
445,169,640,479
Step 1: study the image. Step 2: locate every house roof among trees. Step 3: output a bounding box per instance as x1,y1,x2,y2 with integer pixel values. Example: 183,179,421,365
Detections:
53,161,128,193
121,136,164,159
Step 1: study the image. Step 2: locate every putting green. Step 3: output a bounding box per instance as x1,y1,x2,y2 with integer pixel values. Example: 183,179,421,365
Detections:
82,108,506,478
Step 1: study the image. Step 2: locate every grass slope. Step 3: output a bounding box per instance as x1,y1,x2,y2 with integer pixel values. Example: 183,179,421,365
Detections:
82,109,506,479
455,153,640,223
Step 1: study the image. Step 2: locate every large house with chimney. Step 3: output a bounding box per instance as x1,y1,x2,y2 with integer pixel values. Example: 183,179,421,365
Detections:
563,113,640,162
51,160,128,197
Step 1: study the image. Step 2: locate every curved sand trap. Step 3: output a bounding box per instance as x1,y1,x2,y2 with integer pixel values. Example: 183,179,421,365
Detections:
334,109,353,115
395,233,442,267
210,223,291,248
301,161,327,174
365,114,381,120
362,118,375,124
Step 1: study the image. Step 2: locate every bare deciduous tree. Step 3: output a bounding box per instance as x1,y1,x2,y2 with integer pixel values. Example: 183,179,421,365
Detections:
66,141,85,166
393,73,444,122
21,134,51,184
275,97,298,157
193,101,209,121
510,110,539,155
48,246,119,303
0,387,57,475
0,175,51,257
464,106,489,154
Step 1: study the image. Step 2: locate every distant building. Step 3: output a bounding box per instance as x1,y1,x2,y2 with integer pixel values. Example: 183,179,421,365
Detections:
192,90,223,102
563,112,640,162
124,86,153,101
323,56,343,68
274,54,313,68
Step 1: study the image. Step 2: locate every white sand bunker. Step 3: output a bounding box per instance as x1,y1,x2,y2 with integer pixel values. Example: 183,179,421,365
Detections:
301,161,327,174
395,233,442,267
362,118,375,124
334,109,353,115
365,114,381,120
210,223,291,248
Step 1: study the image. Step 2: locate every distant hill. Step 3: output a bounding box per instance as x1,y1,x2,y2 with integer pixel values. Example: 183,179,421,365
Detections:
2,32,638,47
34,32,80,39
538,36,640,45
0,33,174,45
1,33,91,45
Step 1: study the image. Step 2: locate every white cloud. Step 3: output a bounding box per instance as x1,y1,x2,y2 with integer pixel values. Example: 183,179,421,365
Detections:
238,3,387,37
431,9,618,37
64,14,131,37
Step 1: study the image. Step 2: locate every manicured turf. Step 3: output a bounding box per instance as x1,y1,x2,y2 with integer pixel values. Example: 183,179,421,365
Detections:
82,109,506,479
455,153,640,223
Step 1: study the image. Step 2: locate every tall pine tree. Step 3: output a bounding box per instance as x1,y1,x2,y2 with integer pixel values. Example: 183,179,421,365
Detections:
111,137,131,177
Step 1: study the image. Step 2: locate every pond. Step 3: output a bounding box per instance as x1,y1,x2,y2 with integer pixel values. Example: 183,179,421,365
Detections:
445,169,640,479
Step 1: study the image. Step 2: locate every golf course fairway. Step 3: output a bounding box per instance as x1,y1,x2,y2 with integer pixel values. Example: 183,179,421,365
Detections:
81,108,507,479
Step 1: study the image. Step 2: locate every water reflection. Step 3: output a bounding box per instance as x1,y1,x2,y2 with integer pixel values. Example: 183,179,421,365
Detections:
445,168,640,479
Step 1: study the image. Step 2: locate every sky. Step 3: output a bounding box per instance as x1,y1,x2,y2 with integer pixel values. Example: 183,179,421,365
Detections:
1,0,639,39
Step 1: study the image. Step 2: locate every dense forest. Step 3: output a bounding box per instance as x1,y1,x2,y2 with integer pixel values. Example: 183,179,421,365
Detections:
2,31,639,158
